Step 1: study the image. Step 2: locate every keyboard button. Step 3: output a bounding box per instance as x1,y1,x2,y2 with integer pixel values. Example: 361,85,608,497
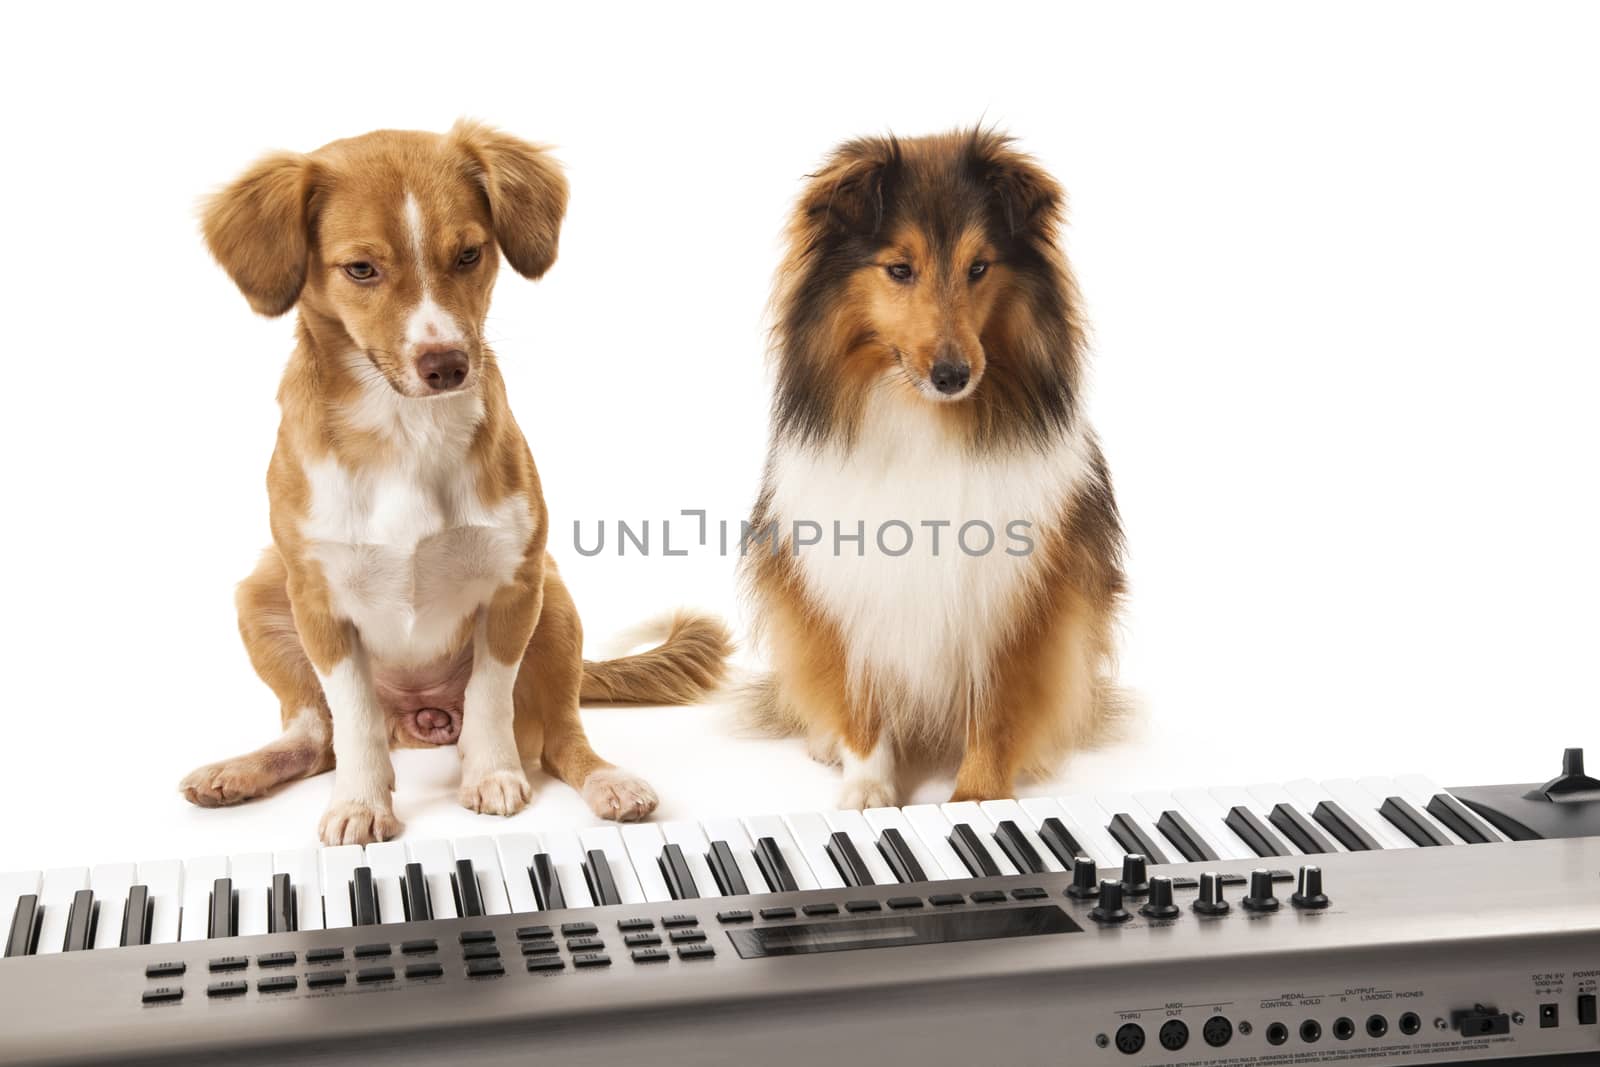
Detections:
406,962,444,980
970,890,1006,904
615,918,654,933
209,955,248,972
257,951,297,968
660,914,698,928
802,903,839,916
716,909,753,924
356,966,395,984
759,906,797,920
1011,887,1048,901
631,948,670,963
677,944,716,960
669,928,707,943
573,952,612,968
401,939,437,955
526,957,565,972
561,922,599,937
142,986,183,1004
353,943,390,959
566,937,605,952
517,925,554,940
624,932,663,947
459,930,495,944
466,958,504,978
258,976,297,994
521,941,560,956
929,893,964,906
206,980,247,998
463,945,501,961
887,896,924,909
145,961,186,978
306,970,347,989
844,899,881,913
306,947,344,963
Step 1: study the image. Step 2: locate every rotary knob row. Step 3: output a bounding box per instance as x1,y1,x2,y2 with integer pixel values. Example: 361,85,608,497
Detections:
1079,858,1330,924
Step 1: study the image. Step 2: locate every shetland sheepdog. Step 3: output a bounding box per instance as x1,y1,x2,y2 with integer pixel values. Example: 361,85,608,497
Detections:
743,129,1125,807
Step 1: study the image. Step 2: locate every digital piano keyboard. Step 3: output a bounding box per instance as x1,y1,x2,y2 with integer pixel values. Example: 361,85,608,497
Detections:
3,751,1599,1066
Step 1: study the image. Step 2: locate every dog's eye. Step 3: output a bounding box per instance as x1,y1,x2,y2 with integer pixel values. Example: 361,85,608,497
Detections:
343,262,377,283
969,261,989,279
886,263,914,282
457,246,482,268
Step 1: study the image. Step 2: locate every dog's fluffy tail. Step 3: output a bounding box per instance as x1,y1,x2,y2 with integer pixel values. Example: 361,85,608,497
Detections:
580,612,733,705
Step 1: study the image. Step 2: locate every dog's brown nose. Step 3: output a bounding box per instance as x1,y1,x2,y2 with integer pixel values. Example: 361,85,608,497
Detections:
416,346,469,392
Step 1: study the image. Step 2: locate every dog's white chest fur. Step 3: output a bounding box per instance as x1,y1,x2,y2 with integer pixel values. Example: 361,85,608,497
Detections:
300,389,532,669
767,390,1093,732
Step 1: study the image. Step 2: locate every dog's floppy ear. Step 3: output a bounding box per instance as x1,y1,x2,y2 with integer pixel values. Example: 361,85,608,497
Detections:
201,152,314,317
967,129,1063,239
801,136,903,235
450,119,569,280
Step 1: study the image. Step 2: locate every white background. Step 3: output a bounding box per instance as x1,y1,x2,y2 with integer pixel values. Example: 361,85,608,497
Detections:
2,1,1596,871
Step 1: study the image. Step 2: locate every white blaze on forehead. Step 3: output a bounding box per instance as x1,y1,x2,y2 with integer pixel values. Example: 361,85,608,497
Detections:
402,191,464,348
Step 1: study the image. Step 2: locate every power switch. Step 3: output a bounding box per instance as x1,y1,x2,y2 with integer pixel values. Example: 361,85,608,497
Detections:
1578,994,1597,1026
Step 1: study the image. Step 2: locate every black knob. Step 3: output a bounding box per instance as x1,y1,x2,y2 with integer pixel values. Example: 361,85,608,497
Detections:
1291,865,1330,909
1067,856,1099,899
1242,868,1280,912
1193,871,1230,915
1140,876,1180,920
1119,854,1150,897
1090,880,1130,924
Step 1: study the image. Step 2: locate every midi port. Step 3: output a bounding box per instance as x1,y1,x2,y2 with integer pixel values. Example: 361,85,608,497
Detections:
1366,1014,1389,1038
1114,1023,1145,1055
1158,1020,1189,1051
1332,1017,1356,1040
1266,1022,1289,1046
1399,1012,1422,1035
1452,1005,1511,1037
1300,1020,1322,1043
1202,1016,1233,1047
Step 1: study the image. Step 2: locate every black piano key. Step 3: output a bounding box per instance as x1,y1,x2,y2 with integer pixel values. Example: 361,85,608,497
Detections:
121,885,151,947
948,824,1002,878
402,862,432,922
350,868,379,927
268,873,294,934
1312,800,1382,851
62,889,95,952
1268,803,1336,855
1156,810,1219,863
994,821,1048,874
209,877,237,938
1379,796,1452,846
454,859,485,918
1106,813,1171,866
1427,793,1496,844
825,832,876,888
754,837,798,893
584,849,624,906
876,828,928,884
705,842,749,897
1224,806,1290,858
530,854,566,911
5,894,39,957
658,844,700,900
1037,817,1088,870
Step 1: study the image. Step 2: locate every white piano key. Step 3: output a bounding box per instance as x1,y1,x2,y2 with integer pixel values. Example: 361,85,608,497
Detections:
89,863,135,949
1054,795,1131,866
1210,786,1306,856
660,820,723,898
1245,782,1349,853
178,856,227,942
979,799,1066,872
1092,791,1172,864
1394,774,1509,842
35,868,90,954
318,844,362,929
1319,779,1415,849
272,849,323,931
823,809,898,885
405,840,460,919
740,815,820,891
0,870,41,944
862,806,950,882
940,801,1019,876
452,836,513,916
619,823,674,902
1359,775,1469,845
698,817,769,897
782,812,847,889
493,833,542,914
578,826,646,906
537,830,594,909
137,860,183,944
227,852,274,937
362,842,409,925
1170,788,1256,860
901,803,978,879
1132,790,1238,863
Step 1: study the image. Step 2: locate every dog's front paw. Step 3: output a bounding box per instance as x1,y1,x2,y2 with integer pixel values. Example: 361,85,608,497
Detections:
180,758,273,808
318,800,402,846
837,776,897,810
460,769,532,816
581,767,658,822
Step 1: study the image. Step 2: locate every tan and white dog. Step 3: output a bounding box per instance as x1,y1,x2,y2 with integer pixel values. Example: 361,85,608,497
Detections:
180,122,730,845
